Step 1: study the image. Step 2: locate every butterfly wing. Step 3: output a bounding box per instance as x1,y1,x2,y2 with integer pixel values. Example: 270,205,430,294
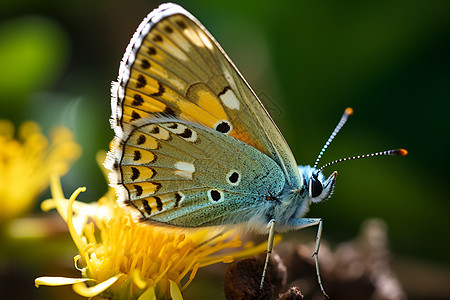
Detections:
106,3,301,227
111,119,285,229
111,3,300,185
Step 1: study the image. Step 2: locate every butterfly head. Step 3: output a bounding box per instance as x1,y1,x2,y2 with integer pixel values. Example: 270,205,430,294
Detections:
299,166,337,204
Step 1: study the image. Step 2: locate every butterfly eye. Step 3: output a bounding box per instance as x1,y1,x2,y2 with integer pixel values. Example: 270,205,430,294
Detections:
309,172,323,198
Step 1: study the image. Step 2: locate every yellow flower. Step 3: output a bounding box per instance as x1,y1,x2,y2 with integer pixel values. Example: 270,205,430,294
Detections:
35,155,279,299
0,120,81,222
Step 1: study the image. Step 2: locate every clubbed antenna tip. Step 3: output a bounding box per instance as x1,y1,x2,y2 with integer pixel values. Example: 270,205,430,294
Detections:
344,107,354,116
395,148,408,156
318,148,408,173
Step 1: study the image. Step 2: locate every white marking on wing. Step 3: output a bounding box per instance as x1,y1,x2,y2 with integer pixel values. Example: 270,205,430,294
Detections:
220,89,240,110
174,161,195,179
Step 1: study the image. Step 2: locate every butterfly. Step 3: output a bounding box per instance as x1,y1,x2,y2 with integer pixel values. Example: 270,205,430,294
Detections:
105,3,407,297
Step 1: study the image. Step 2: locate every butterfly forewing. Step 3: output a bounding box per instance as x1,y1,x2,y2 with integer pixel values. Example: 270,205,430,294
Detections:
108,3,301,227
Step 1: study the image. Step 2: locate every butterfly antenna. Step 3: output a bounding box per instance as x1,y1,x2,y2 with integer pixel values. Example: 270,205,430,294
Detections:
313,107,354,168
318,149,408,173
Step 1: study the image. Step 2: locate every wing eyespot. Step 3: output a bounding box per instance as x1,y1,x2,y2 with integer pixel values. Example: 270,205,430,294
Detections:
214,120,232,134
226,170,241,186
208,189,223,202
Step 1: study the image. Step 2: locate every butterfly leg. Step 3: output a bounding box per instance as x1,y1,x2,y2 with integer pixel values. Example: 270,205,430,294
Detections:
260,219,276,289
289,217,329,299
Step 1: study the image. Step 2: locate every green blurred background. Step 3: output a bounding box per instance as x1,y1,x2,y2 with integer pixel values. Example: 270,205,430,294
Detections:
1,0,449,299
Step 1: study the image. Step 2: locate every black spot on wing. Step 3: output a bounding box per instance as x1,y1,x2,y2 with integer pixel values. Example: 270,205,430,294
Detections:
137,134,146,145
174,193,182,208
176,20,187,29
134,184,143,197
151,182,162,194
140,59,151,70
149,126,159,134
218,86,231,97
163,106,177,117
164,26,173,33
151,82,165,97
210,190,221,201
133,150,142,161
153,34,163,42
131,167,140,181
215,121,231,134
132,94,144,106
136,75,147,88
179,128,192,139
229,171,239,184
131,111,141,121
155,196,163,211
142,199,151,215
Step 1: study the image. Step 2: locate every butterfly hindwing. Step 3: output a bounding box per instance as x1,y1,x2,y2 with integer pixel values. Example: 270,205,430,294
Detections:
113,119,284,227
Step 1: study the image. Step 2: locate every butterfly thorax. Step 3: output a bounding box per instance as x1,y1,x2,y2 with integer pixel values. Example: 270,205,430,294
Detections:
263,166,336,233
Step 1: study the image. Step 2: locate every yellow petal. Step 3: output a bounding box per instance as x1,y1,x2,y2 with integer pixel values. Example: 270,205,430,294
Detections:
137,286,157,300
35,276,92,287
40,199,57,212
169,280,183,300
72,274,122,298
131,270,149,290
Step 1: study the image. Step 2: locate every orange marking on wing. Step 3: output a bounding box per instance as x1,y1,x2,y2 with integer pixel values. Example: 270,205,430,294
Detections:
178,100,219,128
129,74,160,94
146,196,163,212
122,146,155,164
230,130,261,151
128,132,159,149
195,91,227,120
122,165,155,182
125,93,167,112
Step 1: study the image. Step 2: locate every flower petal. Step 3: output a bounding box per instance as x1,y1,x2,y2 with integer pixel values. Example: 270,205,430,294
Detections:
169,280,183,300
137,286,157,300
35,276,92,287
72,274,122,298
131,270,149,290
